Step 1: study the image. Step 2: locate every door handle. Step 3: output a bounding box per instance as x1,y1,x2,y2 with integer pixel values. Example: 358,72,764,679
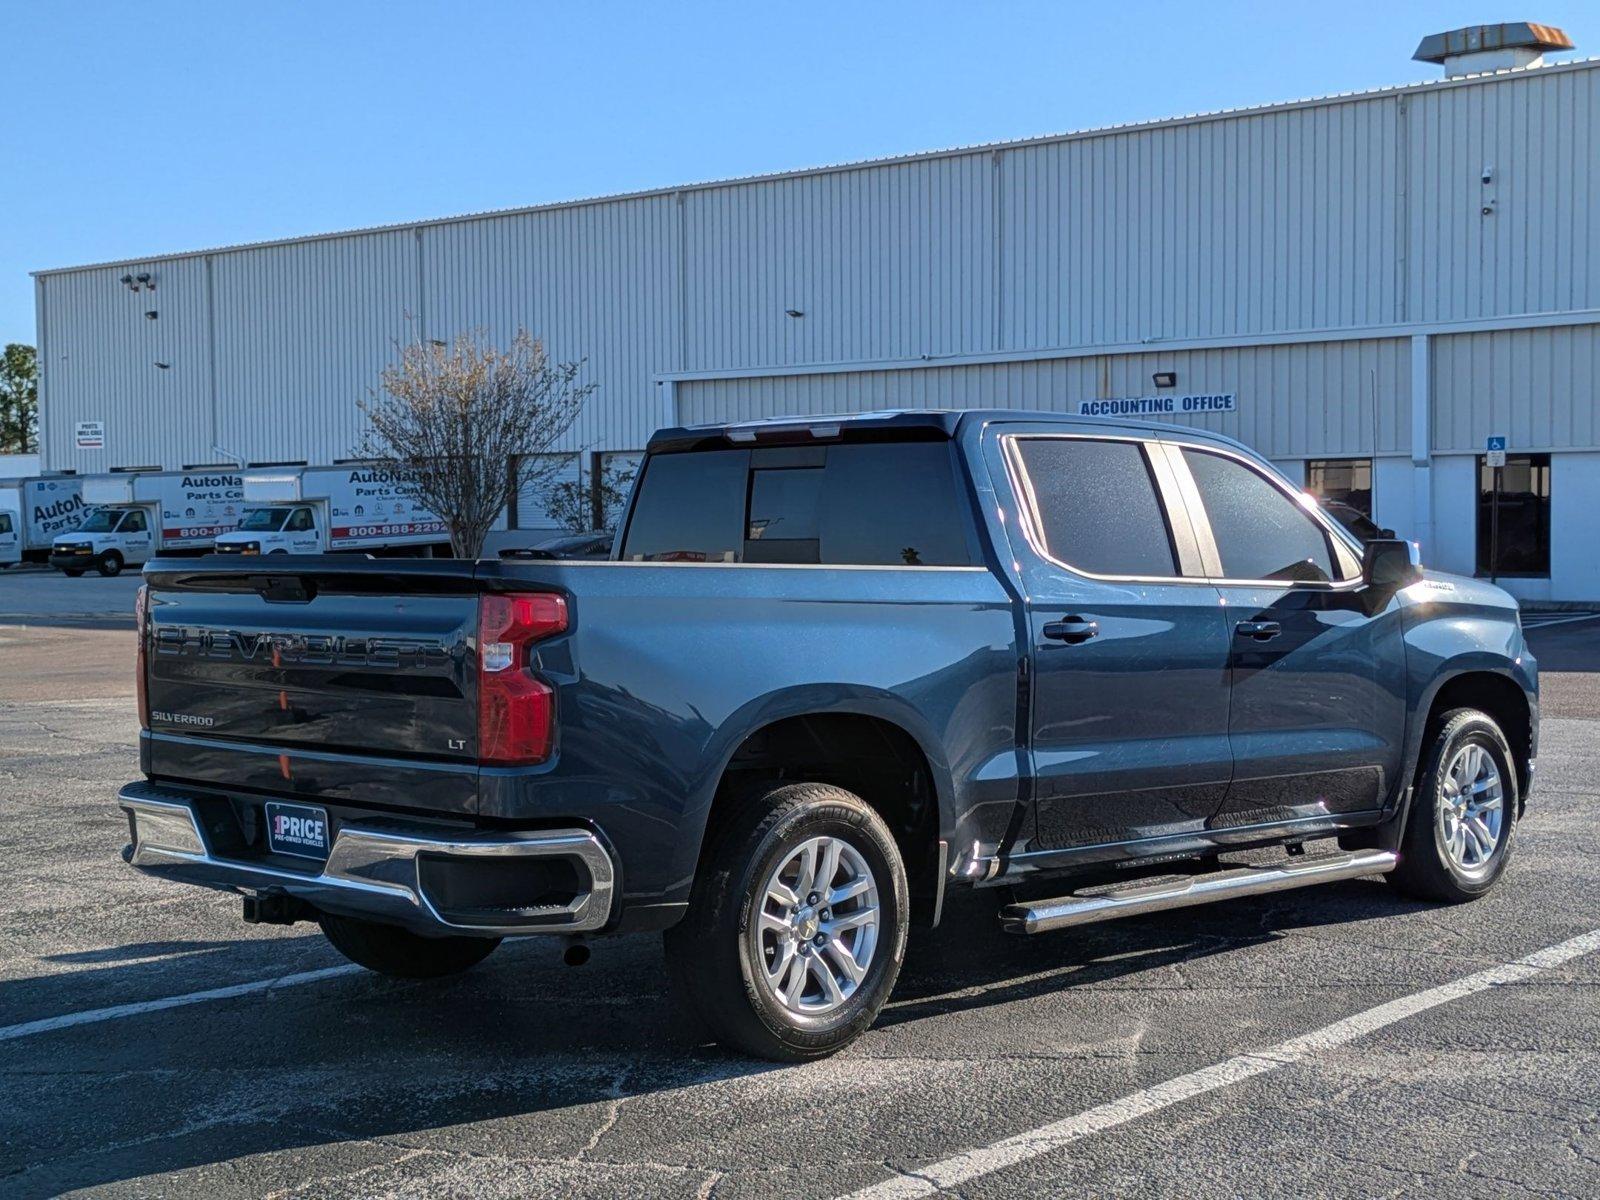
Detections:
1235,619,1282,641
1043,616,1099,644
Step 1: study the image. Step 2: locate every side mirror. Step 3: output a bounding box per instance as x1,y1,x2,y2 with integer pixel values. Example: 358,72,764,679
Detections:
1378,527,1396,539
1362,538,1423,590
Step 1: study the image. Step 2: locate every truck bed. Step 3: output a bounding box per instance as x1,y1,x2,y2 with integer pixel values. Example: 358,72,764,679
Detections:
140,554,1019,911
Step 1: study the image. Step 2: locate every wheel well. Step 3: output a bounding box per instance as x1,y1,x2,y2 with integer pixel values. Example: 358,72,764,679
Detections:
708,713,941,916
1426,672,1533,806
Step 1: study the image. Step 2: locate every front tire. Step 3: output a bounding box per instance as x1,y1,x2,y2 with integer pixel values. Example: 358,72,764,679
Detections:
665,781,909,1061
96,552,123,577
1388,708,1517,903
319,913,500,978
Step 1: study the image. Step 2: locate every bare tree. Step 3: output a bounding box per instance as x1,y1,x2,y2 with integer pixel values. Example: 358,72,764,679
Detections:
358,329,594,558
546,459,637,533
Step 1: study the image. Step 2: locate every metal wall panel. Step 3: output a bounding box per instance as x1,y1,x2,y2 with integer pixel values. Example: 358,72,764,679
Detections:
420,196,681,453
1001,98,1403,346
1431,324,1600,453
37,260,212,473
210,231,419,465
512,452,580,531
31,60,1600,473
1407,65,1600,322
677,337,1409,460
681,153,997,370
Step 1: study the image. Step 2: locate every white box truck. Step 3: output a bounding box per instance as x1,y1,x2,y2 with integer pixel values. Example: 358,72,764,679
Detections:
0,475,89,567
212,466,449,557
50,471,244,576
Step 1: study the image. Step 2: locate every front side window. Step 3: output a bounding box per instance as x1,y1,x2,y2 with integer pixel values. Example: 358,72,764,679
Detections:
1182,448,1337,583
120,510,148,533
1013,438,1178,577
1477,454,1550,577
79,509,119,532
0,513,11,534
287,508,315,532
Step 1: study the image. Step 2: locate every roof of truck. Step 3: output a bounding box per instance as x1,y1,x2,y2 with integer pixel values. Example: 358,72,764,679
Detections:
647,409,1247,453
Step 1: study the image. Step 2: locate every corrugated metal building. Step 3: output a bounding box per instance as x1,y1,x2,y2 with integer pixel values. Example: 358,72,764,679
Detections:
30,26,1600,599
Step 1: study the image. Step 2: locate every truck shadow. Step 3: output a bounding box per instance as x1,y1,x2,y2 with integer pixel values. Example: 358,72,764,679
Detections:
1,879,1424,1198
886,878,1412,1026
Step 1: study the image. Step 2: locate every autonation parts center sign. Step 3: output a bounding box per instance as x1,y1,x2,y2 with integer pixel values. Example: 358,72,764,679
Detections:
1076,393,1236,417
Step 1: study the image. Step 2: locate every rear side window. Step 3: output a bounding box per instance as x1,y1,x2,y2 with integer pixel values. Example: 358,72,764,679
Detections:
621,441,972,566
1014,438,1178,577
1181,448,1336,583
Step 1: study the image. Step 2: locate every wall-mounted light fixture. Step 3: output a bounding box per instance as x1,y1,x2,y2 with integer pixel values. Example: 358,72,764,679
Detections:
135,273,154,290
784,309,804,318
1152,371,1178,389
120,274,138,292
145,311,159,320
154,361,171,370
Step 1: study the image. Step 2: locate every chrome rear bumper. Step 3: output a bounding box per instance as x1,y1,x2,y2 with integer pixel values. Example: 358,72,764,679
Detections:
119,781,616,937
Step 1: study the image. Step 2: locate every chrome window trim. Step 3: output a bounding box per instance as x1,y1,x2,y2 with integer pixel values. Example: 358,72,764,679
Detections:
1000,430,1366,591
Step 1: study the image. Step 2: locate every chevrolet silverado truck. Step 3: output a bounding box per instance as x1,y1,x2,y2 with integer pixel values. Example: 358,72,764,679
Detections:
120,410,1537,1060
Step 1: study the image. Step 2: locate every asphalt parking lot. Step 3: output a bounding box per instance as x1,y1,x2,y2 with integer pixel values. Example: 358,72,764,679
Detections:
2,567,1597,1199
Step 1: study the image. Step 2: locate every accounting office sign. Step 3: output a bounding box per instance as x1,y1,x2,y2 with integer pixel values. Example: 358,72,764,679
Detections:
1076,393,1237,418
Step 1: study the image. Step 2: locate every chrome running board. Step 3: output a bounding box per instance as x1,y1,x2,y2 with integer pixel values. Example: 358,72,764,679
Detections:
1001,849,1398,935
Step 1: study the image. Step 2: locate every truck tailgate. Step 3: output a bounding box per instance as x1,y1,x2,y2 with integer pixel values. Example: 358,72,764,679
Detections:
143,559,481,815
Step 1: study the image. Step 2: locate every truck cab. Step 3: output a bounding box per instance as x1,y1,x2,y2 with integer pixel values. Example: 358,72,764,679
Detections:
0,509,19,567
215,503,323,556
50,504,154,575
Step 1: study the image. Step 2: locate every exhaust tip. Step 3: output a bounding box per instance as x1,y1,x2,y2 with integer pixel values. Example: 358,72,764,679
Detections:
563,940,591,967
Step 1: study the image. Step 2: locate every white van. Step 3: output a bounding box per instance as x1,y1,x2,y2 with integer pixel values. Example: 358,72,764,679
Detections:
50,472,244,575
213,466,448,556
0,475,88,566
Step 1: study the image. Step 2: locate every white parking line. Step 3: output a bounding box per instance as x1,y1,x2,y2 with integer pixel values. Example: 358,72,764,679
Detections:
840,928,1600,1200
0,964,363,1043
1521,611,1600,629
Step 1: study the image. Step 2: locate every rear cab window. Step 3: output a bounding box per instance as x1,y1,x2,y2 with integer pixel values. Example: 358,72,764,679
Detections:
621,439,974,566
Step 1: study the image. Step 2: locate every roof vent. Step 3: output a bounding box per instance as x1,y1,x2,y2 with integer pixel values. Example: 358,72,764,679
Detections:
1414,22,1574,78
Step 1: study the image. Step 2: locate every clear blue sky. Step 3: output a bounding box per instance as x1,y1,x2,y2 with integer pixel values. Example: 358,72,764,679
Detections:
4,1,1591,346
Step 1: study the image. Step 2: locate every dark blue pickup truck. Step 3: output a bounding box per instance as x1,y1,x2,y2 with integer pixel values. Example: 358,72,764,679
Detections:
121,410,1537,1059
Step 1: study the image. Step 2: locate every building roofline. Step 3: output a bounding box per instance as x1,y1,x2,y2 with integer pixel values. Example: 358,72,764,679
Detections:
32,54,1598,279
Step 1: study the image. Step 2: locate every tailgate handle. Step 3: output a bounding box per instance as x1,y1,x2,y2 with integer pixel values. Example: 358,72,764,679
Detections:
250,574,317,603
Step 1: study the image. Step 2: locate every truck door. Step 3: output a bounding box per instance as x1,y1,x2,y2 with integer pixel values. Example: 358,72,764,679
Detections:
1163,440,1408,827
986,425,1234,857
0,511,18,564
119,509,155,563
286,507,319,553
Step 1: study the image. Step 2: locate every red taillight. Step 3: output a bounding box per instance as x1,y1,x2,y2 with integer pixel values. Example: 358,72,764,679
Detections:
477,592,567,764
135,584,150,729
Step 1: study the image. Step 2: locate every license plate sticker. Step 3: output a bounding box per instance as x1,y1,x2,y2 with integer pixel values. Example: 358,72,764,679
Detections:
264,802,331,860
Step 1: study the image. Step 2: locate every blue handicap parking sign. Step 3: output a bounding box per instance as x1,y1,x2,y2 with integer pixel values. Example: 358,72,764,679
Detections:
1486,436,1507,452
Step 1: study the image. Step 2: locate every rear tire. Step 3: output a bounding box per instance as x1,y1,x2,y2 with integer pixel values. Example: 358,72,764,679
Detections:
96,552,123,577
318,913,500,979
665,781,909,1061
1387,708,1517,903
